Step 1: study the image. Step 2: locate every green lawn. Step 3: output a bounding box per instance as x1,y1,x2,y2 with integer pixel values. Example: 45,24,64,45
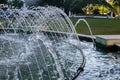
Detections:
0,18,120,35
71,18,120,35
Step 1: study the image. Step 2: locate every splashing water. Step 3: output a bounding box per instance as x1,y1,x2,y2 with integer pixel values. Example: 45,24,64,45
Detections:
75,19,95,47
0,6,85,80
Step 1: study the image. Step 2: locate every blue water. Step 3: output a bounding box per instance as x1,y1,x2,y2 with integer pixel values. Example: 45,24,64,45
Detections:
0,33,120,80
0,33,84,80
77,41,120,80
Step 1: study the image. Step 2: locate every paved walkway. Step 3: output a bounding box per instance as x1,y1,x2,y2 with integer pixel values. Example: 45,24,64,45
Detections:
96,35,120,46
96,35,120,39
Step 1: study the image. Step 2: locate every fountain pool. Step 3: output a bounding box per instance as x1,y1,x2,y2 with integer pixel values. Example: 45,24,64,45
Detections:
0,5,120,80
0,33,85,80
77,41,120,80
0,6,85,80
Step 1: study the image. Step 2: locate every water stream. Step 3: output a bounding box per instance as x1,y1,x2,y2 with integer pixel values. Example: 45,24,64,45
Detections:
0,6,85,80
77,42,120,80
0,5,120,80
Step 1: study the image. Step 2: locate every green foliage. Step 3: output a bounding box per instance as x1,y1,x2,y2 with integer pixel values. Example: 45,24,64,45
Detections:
0,0,8,4
39,0,112,15
93,9,100,15
63,0,86,14
10,0,23,8
40,0,63,7
113,0,120,6
63,0,72,10
99,6,110,14
108,0,120,18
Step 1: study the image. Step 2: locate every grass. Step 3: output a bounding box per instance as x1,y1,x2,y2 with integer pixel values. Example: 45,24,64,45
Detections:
71,18,120,35
0,18,120,35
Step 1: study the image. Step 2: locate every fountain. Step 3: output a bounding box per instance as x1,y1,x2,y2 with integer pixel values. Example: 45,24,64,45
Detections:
0,5,85,80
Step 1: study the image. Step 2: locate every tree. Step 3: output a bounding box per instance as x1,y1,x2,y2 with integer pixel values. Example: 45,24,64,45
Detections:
113,0,120,18
40,0,63,7
0,0,8,4
67,0,112,15
10,0,23,8
107,0,120,18
93,8,100,15
113,0,120,6
38,0,112,15
63,0,111,15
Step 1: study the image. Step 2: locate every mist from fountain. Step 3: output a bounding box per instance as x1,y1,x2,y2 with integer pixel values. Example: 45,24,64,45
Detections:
0,6,85,80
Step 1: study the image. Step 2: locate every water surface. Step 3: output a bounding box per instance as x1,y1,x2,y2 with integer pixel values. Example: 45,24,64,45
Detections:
77,41,120,80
